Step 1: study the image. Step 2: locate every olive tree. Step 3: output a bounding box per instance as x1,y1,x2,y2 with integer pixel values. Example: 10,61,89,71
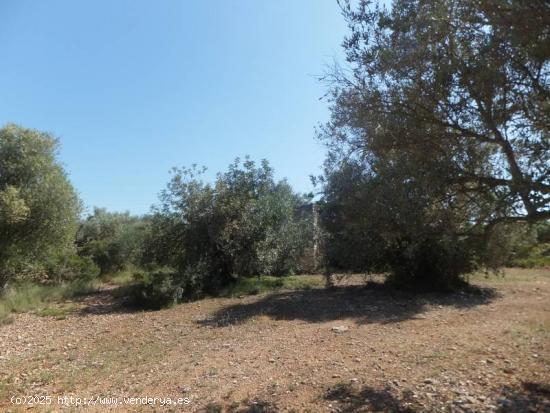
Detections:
141,158,313,299
77,207,149,275
318,0,549,289
0,124,81,287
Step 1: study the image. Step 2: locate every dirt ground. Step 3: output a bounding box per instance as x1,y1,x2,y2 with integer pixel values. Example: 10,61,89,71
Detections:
1,268,549,412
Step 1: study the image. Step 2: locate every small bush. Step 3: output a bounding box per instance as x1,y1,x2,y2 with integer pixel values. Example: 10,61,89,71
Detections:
129,271,183,310
385,237,475,291
0,254,99,288
46,254,100,282
77,207,150,275
508,243,550,268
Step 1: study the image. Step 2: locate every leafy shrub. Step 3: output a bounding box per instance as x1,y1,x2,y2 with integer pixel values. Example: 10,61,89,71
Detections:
77,207,149,275
491,221,550,268
536,222,550,244
319,161,480,291
45,254,100,282
385,237,474,291
142,158,314,297
509,243,550,268
129,271,183,310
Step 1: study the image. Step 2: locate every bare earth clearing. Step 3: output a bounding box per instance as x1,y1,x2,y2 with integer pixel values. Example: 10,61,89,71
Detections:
1,268,549,412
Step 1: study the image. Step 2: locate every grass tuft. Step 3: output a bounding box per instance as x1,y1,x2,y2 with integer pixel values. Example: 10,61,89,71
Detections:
36,305,76,319
0,280,94,323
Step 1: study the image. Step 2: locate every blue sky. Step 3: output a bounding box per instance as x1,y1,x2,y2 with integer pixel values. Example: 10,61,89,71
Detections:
0,0,348,215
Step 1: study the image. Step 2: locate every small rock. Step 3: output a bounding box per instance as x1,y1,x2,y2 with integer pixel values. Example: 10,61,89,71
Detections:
268,358,276,363
331,326,349,334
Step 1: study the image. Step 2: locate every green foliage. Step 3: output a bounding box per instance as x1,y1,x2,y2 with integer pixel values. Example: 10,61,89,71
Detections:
36,305,76,319
0,124,81,287
101,268,136,285
45,253,100,282
142,158,313,298
535,222,550,244
470,220,550,269
318,0,550,289
0,185,30,225
503,221,550,268
320,160,478,290
128,271,183,310
0,280,93,323
77,207,149,275
509,244,550,268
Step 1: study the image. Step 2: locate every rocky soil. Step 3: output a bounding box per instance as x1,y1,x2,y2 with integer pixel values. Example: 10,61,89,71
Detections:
1,268,549,412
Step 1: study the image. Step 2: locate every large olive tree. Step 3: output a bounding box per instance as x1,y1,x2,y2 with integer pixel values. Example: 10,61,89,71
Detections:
319,0,549,288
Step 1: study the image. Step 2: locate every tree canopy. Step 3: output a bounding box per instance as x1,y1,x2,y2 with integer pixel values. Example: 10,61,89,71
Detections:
77,207,149,275
318,0,549,288
325,0,549,224
0,124,81,286
142,158,313,298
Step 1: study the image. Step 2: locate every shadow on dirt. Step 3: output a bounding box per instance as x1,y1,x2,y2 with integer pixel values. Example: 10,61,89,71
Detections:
71,286,142,316
197,282,497,327
201,400,277,413
496,382,550,412
324,382,417,413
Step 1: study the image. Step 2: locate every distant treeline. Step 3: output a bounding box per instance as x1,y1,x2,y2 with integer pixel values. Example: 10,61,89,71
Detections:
0,125,318,307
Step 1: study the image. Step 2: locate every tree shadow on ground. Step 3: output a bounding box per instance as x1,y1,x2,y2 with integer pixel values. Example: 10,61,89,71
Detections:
202,400,277,413
197,282,497,327
497,382,550,412
231,400,278,413
324,382,417,413
71,286,142,316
